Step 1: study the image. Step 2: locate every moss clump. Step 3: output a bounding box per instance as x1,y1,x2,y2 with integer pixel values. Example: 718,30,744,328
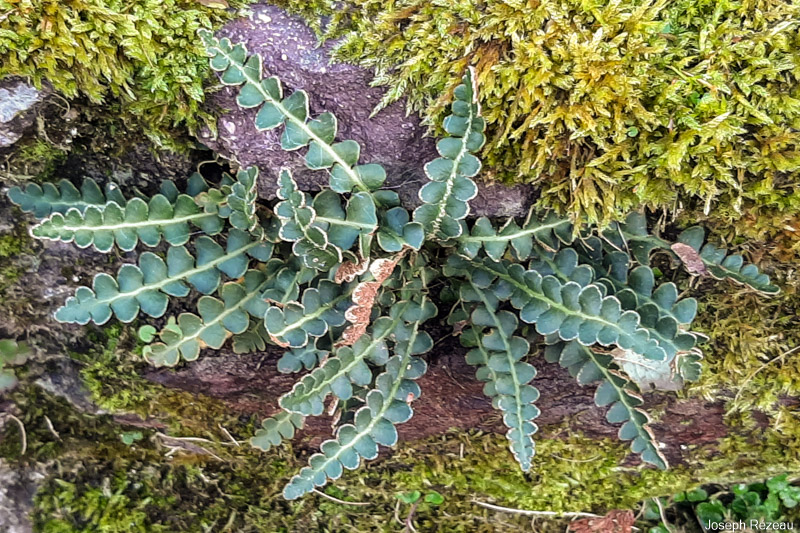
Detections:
315,0,800,227
690,264,800,418
0,139,67,181
0,0,251,148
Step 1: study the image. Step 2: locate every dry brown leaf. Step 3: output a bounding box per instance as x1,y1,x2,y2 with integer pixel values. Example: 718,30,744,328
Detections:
369,258,398,283
671,243,708,276
335,257,369,284
336,281,380,347
335,256,401,348
568,509,635,533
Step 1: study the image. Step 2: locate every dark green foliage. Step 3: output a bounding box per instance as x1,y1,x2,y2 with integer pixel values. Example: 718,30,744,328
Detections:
8,33,781,502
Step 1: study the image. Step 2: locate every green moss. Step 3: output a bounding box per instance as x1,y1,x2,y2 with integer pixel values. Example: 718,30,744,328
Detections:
0,222,32,293
0,0,252,149
301,0,800,228
0,139,67,181
689,264,800,418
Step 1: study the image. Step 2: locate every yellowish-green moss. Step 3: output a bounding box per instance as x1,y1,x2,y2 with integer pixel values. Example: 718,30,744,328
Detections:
689,265,800,418
0,0,252,148
288,0,800,229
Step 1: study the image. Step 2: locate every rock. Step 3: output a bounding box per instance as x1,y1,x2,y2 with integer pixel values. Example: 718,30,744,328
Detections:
0,78,44,148
35,359,106,416
0,459,44,533
199,4,534,218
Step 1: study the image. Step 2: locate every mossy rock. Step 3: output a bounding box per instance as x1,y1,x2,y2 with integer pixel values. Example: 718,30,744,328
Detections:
0,0,252,148
277,0,800,230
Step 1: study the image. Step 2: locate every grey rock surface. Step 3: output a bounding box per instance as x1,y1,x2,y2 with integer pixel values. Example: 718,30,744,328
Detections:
0,459,43,533
199,4,534,217
0,78,44,148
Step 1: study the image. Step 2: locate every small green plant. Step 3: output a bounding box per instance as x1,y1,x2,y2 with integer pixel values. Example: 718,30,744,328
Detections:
395,489,444,530
0,338,32,392
8,32,779,500
120,431,144,446
645,475,800,531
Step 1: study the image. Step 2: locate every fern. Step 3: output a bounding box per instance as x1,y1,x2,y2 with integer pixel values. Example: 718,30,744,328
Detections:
9,178,126,219
9,32,782,500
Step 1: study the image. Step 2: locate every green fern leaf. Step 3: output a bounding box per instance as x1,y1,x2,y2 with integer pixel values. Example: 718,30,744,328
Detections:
544,339,668,469
30,194,224,252
201,30,386,193
459,282,539,471
55,229,271,325
144,268,275,366
282,294,434,500
8,178,126,220
251,411,305,452
413,67,485,240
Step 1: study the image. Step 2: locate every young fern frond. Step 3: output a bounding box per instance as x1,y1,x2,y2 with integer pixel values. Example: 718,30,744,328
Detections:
274,169,378,270
413,67,485,240
544,339,668,469
9,178,127,219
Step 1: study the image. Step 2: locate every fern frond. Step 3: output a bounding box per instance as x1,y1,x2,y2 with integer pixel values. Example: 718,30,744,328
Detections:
144,268,275,366
8,178,126,219
251,411,305,452
544,339,668,469
615,212,778,294
274,169,378,270
460,282,539,471
449,256,675,361
55,230,271,325
456,209,574,261
264,280,350,348
224,166,261,233
278,310,405,416
282,294,434,500
413,67,485,240
200,30,386,194
277,345,329,374
30,194,224,252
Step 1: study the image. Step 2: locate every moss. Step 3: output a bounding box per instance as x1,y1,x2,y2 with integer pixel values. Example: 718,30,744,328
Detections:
689,264,800,418
0,221,33,294
0,139,67,181
290,0,800,228
0,0,252,149
22,416,800,532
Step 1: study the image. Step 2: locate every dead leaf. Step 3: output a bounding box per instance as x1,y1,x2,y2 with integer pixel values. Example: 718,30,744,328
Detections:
671,243,708,276
568,509,635,533
334,256,402,348
335,257,369,284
